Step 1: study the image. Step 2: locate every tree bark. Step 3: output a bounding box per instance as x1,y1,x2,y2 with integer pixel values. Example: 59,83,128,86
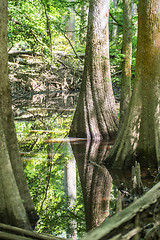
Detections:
0,0,38,228
69,0,118,140
119,0,132,124
104,0,160,169
0,114,31,229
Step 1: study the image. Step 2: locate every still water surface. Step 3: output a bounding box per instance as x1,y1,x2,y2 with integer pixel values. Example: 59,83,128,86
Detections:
13,92,157,239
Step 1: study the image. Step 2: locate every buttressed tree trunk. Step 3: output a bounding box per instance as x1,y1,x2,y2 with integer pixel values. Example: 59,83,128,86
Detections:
0,0,38,229
69,0,118,140
104,0,160,169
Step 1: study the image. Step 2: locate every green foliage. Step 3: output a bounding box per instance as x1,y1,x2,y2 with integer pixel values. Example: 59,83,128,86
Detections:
8,0,88,60
15,113,86,238
8,0,137,87
109,0,138,88
109,184,118,216
12,0,139,236
15,110,120,238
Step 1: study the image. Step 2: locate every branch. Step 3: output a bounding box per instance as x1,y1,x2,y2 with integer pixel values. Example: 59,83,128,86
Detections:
41,1,53,65
11,18,44,45
62,32,83,63
109,12,123,27
111,70,122,77
39,141,64,213
55,24,83,63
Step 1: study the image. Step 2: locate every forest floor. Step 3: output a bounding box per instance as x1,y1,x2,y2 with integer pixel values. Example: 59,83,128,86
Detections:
9,50,120,105
9,51,83,99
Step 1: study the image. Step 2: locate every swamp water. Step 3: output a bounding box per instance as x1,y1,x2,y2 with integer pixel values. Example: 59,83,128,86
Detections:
13,92,158,239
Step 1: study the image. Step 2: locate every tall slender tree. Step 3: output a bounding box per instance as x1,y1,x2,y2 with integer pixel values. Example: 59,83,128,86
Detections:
0,0,38,229
119,0,132,124
104,0,160,169
69,0,118,140
65,0,76,43
112,0,118,39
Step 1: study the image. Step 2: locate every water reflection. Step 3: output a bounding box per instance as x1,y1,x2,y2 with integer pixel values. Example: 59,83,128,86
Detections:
70,139,113,232
18,127,115,237
14,92,159,238
18,130,158,238
70,139,159,233
108,166,158,209
13,91,79,113
20,138,85,238
108,167,157,190
64,145,77,239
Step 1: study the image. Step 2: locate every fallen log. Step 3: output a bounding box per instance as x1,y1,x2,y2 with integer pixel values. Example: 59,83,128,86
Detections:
81,182,160,240
8,50,41,58
0,223,64,240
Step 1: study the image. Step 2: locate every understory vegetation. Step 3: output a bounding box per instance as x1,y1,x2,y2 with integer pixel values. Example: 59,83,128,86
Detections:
15,115,118,237
8,0,138,100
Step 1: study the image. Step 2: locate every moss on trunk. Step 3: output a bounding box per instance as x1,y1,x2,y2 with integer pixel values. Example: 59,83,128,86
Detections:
104,0,160,169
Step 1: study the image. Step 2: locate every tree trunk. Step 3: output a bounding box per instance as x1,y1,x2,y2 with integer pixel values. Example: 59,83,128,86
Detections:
0,0,38,228
112,0,118,39
69,0,118,140
65,0,76,43
70,140,112,232
79,0,88,44
0,114,31,229
104,0,160,169
119,0,132,124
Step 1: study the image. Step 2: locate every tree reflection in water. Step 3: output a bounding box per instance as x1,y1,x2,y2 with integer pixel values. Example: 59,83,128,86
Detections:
70,139,113,232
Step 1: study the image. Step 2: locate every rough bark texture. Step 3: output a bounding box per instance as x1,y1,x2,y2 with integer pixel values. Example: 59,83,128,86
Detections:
0,114,31,229
70,140,112,232
0,0,38,228
120,0,132,125
104,0,160,169
69,0,118,140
